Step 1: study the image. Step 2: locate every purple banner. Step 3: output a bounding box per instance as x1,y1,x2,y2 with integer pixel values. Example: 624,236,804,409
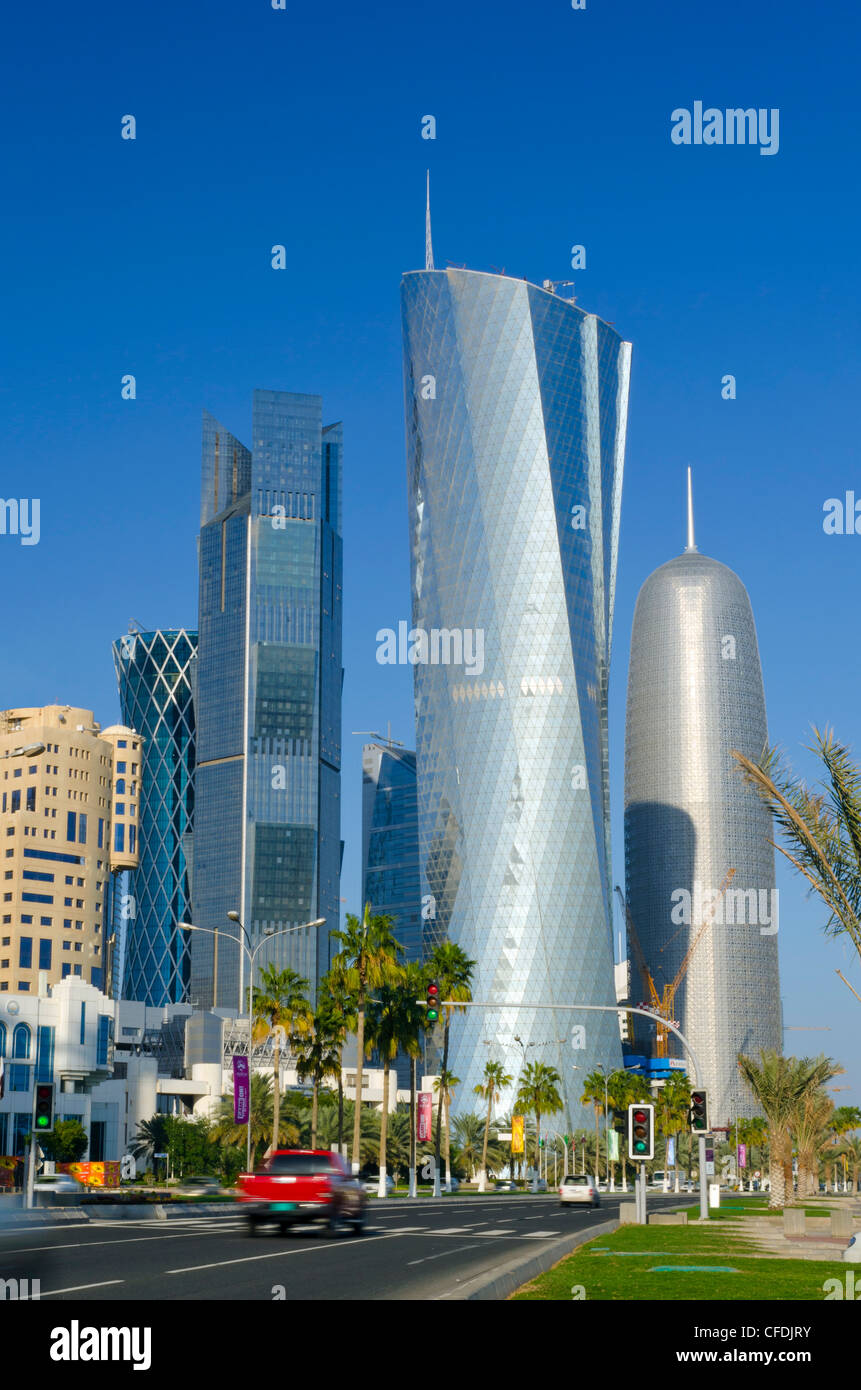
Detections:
738,1142,747,1170
233,1056,250,1125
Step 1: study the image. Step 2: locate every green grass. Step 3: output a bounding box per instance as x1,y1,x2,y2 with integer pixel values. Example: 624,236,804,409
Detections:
512,1222,847,1301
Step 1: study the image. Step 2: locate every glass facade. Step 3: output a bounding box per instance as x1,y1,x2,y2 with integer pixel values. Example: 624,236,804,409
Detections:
112,629,197,1005
192,392,343,1009
401,268,632,1127
624,548,782,1123
362,742,420,1088
361,743,420,965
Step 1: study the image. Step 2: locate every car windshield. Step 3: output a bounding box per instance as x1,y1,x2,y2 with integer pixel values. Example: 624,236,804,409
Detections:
564,1176,590,1185
266,1153,337,1176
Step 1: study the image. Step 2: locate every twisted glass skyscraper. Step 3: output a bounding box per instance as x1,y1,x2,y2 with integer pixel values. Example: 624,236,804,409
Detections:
113,628,197,1005
624,490,782,1122
192,391,343,1009
401,267,632,1124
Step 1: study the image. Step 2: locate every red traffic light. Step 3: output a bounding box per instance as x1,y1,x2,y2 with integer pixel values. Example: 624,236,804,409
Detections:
427,984,439,996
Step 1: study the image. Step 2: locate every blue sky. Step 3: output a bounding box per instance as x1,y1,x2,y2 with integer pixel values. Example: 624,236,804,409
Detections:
2,0,859,1105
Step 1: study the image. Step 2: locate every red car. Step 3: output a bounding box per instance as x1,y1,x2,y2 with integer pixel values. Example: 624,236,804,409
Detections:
236,1149,367,1236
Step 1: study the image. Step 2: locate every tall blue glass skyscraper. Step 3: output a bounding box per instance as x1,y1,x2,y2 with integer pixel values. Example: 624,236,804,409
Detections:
401,267,632,1126
361,741,420,963
192,391,343,1009
362,741,420,1087
113,628,197,1005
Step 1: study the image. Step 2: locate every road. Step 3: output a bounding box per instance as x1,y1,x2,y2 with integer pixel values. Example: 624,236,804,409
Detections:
0,1192,683,1301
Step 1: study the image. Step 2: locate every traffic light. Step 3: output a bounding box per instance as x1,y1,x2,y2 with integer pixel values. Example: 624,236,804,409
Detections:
627,1103,654,1161
34,1083,54,1133
425,980,440,1024
689,1089,710,1134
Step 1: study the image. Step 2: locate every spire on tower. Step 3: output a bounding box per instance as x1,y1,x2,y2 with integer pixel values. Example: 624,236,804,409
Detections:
685,466,697,553
425,170,434,271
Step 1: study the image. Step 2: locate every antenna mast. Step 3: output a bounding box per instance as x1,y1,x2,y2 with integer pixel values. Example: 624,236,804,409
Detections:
425,170,434,271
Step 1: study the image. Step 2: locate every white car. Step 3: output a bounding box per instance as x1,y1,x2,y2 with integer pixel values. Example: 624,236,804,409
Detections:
559,1174,601,1207
363,1175,395,1195
34,1173,85,1197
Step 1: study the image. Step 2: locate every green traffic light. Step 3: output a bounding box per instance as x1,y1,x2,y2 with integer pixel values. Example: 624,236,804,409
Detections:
37,1116,49,1127
427,1008,438,1022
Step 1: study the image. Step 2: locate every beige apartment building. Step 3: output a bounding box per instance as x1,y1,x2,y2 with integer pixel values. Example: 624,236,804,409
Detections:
0,706,140,996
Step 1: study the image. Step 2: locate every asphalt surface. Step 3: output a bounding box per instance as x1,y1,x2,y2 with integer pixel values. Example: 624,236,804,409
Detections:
0,1192,685,1301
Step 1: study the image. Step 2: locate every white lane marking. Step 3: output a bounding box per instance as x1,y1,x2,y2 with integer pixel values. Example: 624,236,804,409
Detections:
36,1280,125,1298
166,1229,405,1275
522,1230,560,1238
429,1226,475,1235
407,1243,484,1266
0,1225,248,1256
475,1228,516,1237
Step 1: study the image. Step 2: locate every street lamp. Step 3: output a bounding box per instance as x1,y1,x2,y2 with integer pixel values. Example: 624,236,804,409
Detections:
596,1062,610,1190
0,742,46,760
179,914,325,1173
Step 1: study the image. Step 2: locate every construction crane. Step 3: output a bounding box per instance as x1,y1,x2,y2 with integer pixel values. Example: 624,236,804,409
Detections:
615,868,736,1058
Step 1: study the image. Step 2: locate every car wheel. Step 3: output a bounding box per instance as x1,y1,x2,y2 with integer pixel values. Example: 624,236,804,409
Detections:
278,1222,293,1236
351,1214,366,1236
247,1219,258,1236
327,1210,344,1237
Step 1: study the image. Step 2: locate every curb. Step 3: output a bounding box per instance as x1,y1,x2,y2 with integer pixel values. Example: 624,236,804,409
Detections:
445,1217,620,1301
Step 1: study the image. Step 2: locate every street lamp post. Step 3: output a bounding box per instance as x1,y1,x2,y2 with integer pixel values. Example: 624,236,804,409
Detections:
1,745,47,1209
179,914,324,1174
596,1062,610,1191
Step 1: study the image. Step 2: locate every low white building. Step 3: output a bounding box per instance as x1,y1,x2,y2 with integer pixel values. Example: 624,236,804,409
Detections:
0,981,407,1165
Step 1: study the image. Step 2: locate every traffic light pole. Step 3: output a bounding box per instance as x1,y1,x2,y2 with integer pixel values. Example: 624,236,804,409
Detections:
698,1134,709,1222
25,1070,38,1211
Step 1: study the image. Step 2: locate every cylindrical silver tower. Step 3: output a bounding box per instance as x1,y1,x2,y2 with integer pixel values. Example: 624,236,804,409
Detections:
624,504,781,1122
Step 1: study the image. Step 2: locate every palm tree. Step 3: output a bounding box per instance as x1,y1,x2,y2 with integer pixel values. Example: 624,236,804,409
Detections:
425,941,475,1193
365,980,409,1198
831,1106,861,1191
292,1002,343,1150
580,1071,608,1181
313,1095,381,1168
516,1061,564,1181
433,1068,461,1188
474,1060,513,1192
319,963,354,1156
732,730,861,980
330,905,403,1174
738,1050,843,1208
130,1115,169,1170
250,962,312,1157
840,1133,861,1193
212,1073,300,1167
388,961,427,1197
792,1088,834,1198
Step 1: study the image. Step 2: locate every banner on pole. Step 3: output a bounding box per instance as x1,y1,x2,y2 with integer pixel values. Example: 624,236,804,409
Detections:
233,1056,250,1125
511,1115,524,1154
666,1136,675,1167
738,1142,747,1169
608,1128,620,1161
417,1091,433,1142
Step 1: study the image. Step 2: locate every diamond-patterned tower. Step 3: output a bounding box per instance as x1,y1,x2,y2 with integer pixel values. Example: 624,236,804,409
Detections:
113,628,197,1005
401,268,632,1125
